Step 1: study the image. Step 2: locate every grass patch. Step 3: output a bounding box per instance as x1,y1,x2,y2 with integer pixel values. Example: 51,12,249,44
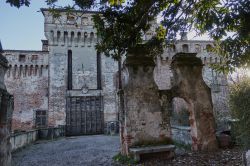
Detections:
113,153,137,165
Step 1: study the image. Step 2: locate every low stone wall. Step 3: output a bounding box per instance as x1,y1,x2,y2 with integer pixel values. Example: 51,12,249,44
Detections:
171,125,192,145
10,130,38,151
10,126,65,151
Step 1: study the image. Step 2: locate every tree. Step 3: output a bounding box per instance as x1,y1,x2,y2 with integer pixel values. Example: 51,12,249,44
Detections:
6,0,250,72
230,76,250,149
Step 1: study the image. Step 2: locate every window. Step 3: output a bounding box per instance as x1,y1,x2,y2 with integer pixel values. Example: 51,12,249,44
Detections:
35,110,47,128
31,55,38,62
19,54,26,62
67,15,76,25
81,17,88,25
182,44,189,52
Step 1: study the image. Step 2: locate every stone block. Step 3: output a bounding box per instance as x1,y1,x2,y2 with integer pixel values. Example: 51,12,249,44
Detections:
130,145,176,162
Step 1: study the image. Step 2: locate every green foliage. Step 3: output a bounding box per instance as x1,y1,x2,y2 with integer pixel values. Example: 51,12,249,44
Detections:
229,77,250,149
6,0,30,8
113,153,137,165
5,0,250,68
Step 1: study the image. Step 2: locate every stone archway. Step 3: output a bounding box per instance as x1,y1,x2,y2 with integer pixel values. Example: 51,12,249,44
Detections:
170,53,218,151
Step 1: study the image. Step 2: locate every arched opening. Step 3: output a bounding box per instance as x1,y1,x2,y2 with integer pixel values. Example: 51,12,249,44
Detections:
182,44,189,52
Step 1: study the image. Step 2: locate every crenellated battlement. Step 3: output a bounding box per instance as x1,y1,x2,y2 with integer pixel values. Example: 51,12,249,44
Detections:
3,50,48,79
160,40,222,65
42,9,98,47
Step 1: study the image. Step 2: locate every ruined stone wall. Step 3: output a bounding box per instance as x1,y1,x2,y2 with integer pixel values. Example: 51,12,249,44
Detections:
3,50,49,131
154,40,230,128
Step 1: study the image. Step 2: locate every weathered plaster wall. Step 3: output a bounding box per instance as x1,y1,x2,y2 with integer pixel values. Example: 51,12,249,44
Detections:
121,55,171,155
154,40,230,129
4,51,49,131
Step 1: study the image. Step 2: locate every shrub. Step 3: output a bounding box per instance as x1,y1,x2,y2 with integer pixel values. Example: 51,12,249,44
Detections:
229,77,250,149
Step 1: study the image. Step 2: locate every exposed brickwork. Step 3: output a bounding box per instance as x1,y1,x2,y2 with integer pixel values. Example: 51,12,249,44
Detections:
3,51,48,131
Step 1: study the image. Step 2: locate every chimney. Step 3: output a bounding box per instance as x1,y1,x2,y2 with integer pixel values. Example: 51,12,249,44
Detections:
41,40,48,51
180,32,188,40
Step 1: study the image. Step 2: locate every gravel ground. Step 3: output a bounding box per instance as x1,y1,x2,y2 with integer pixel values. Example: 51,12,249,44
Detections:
12,135,120,166
12,135,243,166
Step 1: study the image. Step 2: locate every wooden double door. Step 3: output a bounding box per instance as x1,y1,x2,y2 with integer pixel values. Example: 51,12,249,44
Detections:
66,96,104,136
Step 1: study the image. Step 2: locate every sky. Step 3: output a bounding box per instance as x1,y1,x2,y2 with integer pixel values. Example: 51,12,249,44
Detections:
0,1,73,50
0,0,211,51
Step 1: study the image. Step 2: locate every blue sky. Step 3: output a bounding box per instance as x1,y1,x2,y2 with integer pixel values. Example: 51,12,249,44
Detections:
0,1,73,50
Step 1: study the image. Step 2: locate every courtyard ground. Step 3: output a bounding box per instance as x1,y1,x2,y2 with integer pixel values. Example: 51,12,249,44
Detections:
12,135,243,166
12,135,120,166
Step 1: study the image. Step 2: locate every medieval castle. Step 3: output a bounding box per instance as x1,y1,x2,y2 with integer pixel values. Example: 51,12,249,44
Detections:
3,9,229,135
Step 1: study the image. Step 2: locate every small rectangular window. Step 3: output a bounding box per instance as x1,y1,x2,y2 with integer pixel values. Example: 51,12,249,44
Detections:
19,54,26,62
31,55,38,62
81,17,88,25
67,15,75,25
35,110,47,128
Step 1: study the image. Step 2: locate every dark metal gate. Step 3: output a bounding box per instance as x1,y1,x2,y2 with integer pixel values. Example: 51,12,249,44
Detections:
66,96,104,136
